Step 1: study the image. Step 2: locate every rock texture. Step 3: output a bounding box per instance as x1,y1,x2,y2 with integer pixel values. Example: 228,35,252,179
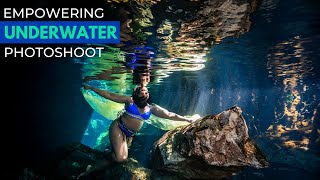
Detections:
151,106,268,179
19,143,151,180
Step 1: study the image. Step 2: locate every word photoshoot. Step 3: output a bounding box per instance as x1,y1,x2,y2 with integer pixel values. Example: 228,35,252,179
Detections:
4,46,104,58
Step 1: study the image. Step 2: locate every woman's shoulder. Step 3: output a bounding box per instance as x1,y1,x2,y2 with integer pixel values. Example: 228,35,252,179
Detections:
148,103,159,110
125,97,134,104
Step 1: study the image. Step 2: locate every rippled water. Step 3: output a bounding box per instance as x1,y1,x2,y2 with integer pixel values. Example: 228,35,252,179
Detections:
78,0,320,179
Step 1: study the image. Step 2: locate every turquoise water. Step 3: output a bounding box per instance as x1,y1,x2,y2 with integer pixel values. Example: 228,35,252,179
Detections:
78,0,320,179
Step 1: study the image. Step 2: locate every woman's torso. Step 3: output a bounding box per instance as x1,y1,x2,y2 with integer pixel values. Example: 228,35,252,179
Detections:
119,102,151,132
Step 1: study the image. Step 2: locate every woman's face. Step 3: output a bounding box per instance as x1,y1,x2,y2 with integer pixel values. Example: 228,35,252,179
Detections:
139,87,149,99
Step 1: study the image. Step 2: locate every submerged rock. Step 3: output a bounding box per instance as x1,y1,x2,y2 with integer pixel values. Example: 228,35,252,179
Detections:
151,106,269,179
19,143,151,180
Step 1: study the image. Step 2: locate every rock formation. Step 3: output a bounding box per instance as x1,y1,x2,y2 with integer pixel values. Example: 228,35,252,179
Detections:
19,143,151,180
151,106,268,179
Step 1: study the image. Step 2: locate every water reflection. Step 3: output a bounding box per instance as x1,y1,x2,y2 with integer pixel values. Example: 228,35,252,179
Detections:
154,0,255,61
105,0,256,66
259,0,279,23
78,46,129,93
125,46,154,87
266,36,319,151
117,0,155,47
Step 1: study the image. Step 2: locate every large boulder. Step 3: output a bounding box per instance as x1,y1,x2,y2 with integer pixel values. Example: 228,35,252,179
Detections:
151,106,269,179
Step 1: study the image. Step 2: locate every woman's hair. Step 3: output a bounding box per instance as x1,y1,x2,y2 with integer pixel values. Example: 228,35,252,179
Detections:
132,86,151,108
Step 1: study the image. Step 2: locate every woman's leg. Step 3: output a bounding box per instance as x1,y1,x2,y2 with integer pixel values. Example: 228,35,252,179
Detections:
77,119,130,179
109,119,130,162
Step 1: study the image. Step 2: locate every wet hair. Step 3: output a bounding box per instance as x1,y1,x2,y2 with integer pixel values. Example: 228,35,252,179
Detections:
132,86,151,108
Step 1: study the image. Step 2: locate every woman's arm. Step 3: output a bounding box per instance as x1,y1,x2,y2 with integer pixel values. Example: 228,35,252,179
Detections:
150,104,193,123
84,84,132,104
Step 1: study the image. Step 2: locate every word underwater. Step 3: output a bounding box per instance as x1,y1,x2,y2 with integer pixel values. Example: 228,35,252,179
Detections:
0,21,120,44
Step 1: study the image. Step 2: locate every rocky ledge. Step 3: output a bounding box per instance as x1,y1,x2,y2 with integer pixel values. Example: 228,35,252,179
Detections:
151,106,269,179
20,143,151,180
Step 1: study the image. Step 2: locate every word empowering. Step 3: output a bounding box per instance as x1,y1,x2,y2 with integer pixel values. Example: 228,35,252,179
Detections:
3,8,104,19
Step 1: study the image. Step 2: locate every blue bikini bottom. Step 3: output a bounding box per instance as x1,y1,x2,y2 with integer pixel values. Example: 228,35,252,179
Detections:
118,118,137,137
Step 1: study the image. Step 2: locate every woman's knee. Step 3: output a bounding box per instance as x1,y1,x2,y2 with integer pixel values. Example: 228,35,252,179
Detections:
112,153,128,163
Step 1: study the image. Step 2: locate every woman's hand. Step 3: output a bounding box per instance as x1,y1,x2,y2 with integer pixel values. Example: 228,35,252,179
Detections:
185,114,201,123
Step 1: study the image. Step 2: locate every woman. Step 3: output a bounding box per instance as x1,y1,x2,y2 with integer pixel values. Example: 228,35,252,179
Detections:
78,84,196,179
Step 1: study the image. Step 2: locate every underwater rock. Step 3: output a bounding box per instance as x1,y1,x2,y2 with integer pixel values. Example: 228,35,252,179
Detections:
19,142,151,180
151,106,269,179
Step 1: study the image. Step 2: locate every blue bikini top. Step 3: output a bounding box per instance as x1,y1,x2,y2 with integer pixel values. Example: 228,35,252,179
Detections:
125,103,151,121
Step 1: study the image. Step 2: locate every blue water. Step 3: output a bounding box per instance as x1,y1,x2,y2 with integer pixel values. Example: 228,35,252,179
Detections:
80,0,320,179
